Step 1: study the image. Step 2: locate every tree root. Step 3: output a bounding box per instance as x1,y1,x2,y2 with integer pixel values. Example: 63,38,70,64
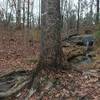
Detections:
0,70,32,99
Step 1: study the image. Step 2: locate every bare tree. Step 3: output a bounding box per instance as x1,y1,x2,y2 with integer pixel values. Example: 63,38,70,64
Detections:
23,0,25,28
90,0,94,24
27,0,30,28
96,0,99,24
6,0,8,22
77,0,80,33
38,0,41,29
40,0,47,53
16,0,21,28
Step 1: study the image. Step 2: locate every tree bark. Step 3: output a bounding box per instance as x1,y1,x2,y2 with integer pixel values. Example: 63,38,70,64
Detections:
77,0,80,34
40,0,47,54
89,0,94,25
40,0,62,68
96,0,99,24
6,0,8,22
27,0,30,28
38,0,41,29
16,0,21,28
23,0,25,28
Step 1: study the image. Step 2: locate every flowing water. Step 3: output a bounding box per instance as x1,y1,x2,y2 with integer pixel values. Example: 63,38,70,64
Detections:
69,34,95,66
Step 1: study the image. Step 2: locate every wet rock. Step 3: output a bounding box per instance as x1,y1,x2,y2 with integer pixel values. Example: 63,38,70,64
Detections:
45,81,53,90
63,34,95,48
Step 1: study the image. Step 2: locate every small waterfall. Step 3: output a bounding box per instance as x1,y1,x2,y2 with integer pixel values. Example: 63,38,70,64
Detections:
81,41,92,64
86,41,89,52
69,34,95,65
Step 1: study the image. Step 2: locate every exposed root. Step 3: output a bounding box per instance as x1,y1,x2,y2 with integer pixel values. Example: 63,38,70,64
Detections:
0,70,32,98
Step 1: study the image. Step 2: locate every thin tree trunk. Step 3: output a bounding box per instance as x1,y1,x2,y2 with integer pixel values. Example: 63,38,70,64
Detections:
23,0,25,28
40,0,47,54
31,0,34,27
77,0,80,34
7,7,13,25
38,0,41,29
6,0,8,22
16,0,21,28
96,0,99,24
90,0,94,24
27,0,30,28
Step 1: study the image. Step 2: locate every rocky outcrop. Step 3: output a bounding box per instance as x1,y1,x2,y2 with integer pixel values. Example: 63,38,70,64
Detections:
62,42,85,61
62,34,95,68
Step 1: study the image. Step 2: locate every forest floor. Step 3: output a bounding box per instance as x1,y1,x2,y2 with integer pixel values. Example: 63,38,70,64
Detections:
0,29,40,75
0,28,100,100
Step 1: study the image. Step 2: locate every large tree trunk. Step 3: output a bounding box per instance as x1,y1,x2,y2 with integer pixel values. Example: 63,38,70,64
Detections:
96,0,99,24
40,0,62,68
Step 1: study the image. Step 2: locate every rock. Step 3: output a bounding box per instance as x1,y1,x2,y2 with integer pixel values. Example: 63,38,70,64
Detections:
62,44,85,61
45,81,53,90
55,93,60,97
62,43,86,69
68,35,83,44
83,69,100,78
63,34,95,48
62,34,96,69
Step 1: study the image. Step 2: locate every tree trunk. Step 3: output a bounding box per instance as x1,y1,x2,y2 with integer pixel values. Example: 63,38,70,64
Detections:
40,0,62,68
6,0,8,22
31,0,34,27
41,0,46,53
38,0,41,29
77,0,80,34
27,0,30,28
90,0,94,24
96,0,99,24
23,0,25,28
16,0,21,28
